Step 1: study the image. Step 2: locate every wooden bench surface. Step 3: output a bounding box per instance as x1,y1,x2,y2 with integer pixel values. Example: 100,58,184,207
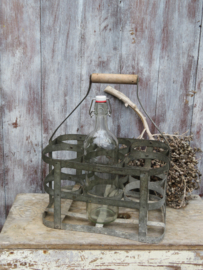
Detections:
0,193,203,250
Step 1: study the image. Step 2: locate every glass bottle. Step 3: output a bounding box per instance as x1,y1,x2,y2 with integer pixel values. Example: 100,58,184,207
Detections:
84,95,119,224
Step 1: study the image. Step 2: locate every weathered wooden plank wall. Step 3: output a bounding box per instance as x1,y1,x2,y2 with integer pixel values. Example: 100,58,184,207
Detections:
156,1,202,134
0,77,5,230
41,1,83,184
0,0,203,229
80,0,122,136
192,0,203,195
0,0,42,229
120,0,165,137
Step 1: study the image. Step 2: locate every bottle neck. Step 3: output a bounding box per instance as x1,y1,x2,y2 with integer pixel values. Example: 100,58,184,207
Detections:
94,115,108,131
94,103,108,131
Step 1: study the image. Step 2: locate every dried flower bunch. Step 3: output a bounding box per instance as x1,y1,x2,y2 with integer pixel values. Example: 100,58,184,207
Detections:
104,86,202,209
154,132,202,208
123,132,202,209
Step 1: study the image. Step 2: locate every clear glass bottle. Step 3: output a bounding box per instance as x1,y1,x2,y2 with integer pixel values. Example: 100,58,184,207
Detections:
84,95,119,224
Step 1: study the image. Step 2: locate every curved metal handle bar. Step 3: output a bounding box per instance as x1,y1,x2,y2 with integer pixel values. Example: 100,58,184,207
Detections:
136,78,171,157
49,73,137,142
49,73,171,159
89,98,95,118
49,76,92,142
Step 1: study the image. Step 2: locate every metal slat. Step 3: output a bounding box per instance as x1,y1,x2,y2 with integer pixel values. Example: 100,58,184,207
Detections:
54,162,61,229
43,135,170,243
138,173,149,241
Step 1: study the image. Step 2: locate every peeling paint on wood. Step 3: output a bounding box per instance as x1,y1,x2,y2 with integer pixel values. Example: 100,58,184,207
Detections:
155,1,202,134
0,194,203,268
191,1,203,196
0,0,42,229
0,250,203,269
41,0,83,140
120,0,165,137
41,0,83,185
80,0,121,137
0,81,6,231
11,117,19,129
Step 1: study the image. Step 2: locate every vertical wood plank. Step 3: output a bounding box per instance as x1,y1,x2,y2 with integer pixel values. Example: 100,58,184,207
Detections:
156,0,202,134
0,88,6,230
1,0,42,217
0,3,6,227
191,2,203,194
115,0,165,138
41,0,83,140
80,0,122,137
41,0,83,183
1,0,42,213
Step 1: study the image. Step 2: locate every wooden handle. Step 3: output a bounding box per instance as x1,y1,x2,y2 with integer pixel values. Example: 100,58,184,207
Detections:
91,73,138,84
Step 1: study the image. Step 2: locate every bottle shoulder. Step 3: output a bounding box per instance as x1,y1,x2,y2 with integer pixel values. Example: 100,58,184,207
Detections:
84,129,118,150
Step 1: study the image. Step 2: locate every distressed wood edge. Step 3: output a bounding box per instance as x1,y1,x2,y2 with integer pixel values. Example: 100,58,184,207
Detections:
0,249,203,270
0,244,203,250
1,194,203,250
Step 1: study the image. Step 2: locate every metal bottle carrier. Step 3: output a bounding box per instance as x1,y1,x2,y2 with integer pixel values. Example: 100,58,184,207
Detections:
42,73,171,244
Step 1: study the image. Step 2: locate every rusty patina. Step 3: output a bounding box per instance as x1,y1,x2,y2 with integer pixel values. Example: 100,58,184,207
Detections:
42,74,171,244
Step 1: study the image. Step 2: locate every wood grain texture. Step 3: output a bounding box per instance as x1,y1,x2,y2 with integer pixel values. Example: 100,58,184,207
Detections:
1,0,42,228
0,0,42,225
117,0,165,138
0,76,5,230
1,193,203,249
0,4,6,228
0,249,203,269
191,2,203,195
91,73,138,84
80,0,122,137
155,0,202,134
41,0,83,183
0,0,203,231
41,0,83,140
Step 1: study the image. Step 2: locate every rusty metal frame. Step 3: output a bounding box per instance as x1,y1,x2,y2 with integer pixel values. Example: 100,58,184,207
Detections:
42,135,170,243
42,76,171,244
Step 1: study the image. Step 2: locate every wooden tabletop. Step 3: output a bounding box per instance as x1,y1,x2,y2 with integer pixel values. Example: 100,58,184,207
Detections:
0,194,203,250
